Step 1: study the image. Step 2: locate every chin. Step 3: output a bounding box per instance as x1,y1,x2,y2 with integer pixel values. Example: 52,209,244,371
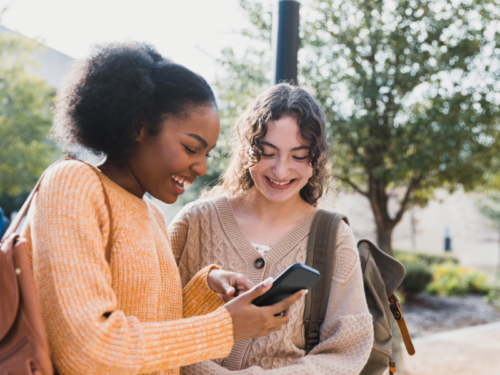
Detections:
261,189,299,204
149,190,178,205
163,194,178,204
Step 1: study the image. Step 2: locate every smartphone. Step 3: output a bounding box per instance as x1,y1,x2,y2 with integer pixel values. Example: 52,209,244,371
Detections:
252,263,321,307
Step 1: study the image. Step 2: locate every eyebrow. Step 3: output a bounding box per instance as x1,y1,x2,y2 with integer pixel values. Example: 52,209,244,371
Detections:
185,133,208,148
260,141,310,152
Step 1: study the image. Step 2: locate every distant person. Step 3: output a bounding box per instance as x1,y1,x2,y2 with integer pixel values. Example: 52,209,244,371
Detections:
169,84,374,374
3,43,304,375
0,207,10,237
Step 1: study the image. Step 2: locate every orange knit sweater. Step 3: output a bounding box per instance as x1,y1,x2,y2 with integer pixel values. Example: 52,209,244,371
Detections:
21,160,234,375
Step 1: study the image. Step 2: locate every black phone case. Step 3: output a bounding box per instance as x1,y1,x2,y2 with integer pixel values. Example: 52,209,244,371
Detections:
252,263,321,307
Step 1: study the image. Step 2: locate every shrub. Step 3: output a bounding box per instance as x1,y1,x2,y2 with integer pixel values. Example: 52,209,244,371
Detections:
394,250,459,266
400,261,434,294
427,262,494,296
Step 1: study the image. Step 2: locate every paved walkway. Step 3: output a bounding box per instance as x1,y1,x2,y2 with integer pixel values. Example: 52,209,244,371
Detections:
402,321,500,375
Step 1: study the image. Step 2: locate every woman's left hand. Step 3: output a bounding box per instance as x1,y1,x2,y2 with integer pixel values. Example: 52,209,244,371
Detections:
208,269,255,302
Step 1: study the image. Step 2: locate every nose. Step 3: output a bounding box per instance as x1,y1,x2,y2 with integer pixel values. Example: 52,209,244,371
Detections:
272,155,289,180
191,156,207,177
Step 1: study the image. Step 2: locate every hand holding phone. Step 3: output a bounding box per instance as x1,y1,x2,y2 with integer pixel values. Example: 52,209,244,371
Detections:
224,277,306,341
252,263,321,307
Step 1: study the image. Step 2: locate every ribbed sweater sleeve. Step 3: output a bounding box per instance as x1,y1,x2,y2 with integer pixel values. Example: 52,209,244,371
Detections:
28,162,233,375
183,265,225,317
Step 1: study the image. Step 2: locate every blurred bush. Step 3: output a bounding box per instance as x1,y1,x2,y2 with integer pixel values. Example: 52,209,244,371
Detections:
400,261,433,295
427,263,494,296
395,251,452,296
394,250,459,266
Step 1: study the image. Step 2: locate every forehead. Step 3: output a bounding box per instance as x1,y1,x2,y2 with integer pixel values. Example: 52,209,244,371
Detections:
164,106,220,145
263,115,309,147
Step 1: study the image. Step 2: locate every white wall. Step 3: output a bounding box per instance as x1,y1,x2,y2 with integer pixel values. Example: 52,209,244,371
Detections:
0,25,73,89
333,189,500,274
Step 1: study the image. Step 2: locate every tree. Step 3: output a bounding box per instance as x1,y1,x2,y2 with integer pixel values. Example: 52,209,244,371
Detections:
204,0,500,255
0,30,59,216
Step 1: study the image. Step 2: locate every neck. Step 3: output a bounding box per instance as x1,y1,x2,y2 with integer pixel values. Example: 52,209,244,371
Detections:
99,159,146,198
234,187,314,224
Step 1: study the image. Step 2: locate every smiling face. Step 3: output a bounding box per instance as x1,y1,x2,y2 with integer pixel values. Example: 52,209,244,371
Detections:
249,115,314,204
129,105,220,203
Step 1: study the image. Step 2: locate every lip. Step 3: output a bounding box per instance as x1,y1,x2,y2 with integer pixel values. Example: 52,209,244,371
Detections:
171,174,196,195
171,178,185,195
264,176,296,190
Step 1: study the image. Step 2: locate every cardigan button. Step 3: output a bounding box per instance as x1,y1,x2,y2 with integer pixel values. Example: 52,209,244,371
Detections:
254,258,265,269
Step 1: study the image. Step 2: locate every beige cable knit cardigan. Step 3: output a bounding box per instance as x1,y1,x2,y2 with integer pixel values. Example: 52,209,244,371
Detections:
168,195,374,375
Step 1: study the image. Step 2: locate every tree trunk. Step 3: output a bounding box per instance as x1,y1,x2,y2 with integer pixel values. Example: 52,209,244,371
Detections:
367,175,412,373
376,224,393,256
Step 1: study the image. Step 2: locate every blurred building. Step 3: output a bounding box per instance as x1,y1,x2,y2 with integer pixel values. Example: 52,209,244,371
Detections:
0,25,73,89
334,190,499,274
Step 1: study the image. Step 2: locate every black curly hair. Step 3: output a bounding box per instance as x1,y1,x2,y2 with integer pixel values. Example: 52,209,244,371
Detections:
52,42,217,163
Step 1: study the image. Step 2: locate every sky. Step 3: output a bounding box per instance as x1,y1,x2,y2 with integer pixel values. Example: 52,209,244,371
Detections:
0,0,249,82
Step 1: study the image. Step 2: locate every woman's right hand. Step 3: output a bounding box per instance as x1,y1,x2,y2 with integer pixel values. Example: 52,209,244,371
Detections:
224,277,307,342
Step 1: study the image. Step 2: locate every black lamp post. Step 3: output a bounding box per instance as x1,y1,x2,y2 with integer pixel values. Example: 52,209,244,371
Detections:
273,0,300,85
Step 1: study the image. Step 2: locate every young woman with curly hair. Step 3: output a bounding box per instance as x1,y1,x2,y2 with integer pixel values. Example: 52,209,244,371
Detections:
5,43,305,375
168,84,374,375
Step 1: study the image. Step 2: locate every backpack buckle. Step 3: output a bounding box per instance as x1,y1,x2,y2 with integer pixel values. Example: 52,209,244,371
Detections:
306,329,320,350
389,358,396,374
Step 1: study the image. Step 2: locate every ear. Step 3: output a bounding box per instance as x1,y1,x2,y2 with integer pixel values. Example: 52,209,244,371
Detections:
134,126,147,142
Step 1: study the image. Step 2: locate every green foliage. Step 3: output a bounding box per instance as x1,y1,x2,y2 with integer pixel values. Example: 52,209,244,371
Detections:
486,288,500,310
303,0,500,191
0,31,59,213
401,260,433,294
395,252,433,294
394,250,459,266
427,262,494,296
201,0,500,254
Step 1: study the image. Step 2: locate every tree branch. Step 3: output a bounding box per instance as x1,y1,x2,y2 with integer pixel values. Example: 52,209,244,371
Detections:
393,174,422,224
339,176,369,197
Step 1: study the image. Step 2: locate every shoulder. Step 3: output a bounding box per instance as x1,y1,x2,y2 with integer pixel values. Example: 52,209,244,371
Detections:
169,195,224,226
332,219,360,284
41,159,103,198
33,160,109,227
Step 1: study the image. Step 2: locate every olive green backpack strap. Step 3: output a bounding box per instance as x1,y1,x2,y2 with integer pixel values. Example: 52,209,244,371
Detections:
303,209,349,354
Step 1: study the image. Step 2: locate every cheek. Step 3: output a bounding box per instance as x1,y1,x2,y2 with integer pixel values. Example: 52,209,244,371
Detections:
141,138,185,177
297,163,314,180
249,159,273,180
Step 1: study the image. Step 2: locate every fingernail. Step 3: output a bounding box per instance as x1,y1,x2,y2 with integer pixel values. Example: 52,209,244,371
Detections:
264,277,274,287
304,290,308,295
218,294,223,299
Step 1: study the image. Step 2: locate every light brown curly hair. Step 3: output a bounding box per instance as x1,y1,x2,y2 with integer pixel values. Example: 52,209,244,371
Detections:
203,83,332,207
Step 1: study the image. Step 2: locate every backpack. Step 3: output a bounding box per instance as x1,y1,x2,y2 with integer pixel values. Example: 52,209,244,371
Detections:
0,159,113,375
303,210,415,375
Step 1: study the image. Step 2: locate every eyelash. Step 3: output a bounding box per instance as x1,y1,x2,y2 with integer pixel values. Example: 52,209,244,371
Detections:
185,145,211,158
262,153,308,161
184,146,196,154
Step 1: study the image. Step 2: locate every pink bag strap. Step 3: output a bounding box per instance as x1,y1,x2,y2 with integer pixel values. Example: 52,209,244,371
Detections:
2,158,114,263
